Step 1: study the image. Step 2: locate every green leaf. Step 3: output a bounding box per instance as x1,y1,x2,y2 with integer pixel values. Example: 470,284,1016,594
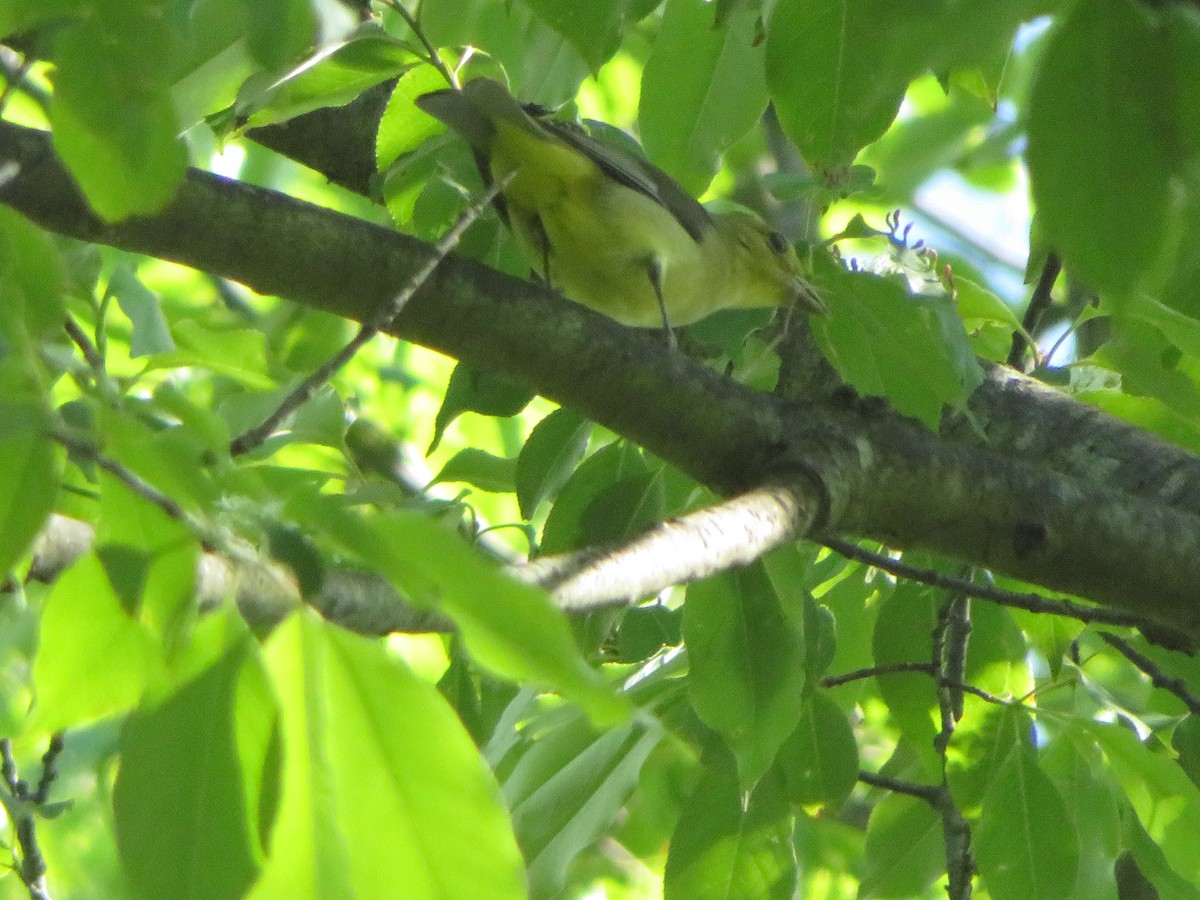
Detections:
0,0,75,37
50,3,187,220
107,263,176,357
31,554,157,733
243,0,316,70
871,582,940,775
114,620,270,900
766,0,1047,171
0,402,55,580
418,0,589,106
91,462,199,642
1174,715,1200,789
1126,813,1200,900
766,0,910,171
946,703,1033,812
501,708,663,898
1026,0,1175,295
521,0,653,73
684,562,807,791
761,544,832,681
812,256,984,428
296,496,628,724
516,408,591,519
639,0,768,195
974,746,1080,900
539,441,663,556
1041,737,1122,900
430,362,534,453
0,207,67,337
1084,720,1200,887
169,0,256,126
955,277,1024,331
858,793,944,899
154,320,275,389
777,691,858,808
614,603,682,662
251,611,526,900
433,448,517,494
243,28,412,129
664,746,796,900
376,63,450,171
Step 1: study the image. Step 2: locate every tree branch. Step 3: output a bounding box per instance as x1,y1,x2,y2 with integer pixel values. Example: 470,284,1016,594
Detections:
517,485,818,611
4,120,1200,643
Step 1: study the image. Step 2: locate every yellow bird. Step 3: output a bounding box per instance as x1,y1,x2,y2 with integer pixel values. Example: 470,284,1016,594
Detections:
416,78,827,338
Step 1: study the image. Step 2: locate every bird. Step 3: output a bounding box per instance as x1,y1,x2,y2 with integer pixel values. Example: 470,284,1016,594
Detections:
415,77,828,342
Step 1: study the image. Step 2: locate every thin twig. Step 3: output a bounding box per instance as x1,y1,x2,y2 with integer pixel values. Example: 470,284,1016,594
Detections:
822,661,936,687
228,173,511,457
857,770,943,804
380,0,458,88
823,537,1179,636
0,736,62,900
1098,632,1200,715
63,316,106,374
51,428,293,602
0,739,18,795
51,427,192,524
32,734,64,806
1007,252,1060,369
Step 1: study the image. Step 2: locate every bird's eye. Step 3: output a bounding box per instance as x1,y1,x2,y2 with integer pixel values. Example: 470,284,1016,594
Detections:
767,231,789,254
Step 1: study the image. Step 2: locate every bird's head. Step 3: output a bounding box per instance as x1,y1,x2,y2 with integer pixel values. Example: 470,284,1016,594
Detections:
713,210,829,317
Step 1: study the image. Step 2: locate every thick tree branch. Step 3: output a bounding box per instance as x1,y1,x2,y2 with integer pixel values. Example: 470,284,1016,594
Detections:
4,120,1200,642
517,485,816,611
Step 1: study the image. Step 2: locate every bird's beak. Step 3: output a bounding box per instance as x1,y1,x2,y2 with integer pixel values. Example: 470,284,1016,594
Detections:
790,277,830,317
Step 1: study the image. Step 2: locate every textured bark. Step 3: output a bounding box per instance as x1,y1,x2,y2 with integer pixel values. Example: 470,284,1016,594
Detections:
4,120,1200,642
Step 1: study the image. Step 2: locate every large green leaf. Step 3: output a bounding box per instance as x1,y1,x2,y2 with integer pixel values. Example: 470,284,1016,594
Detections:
293,496,628,724
539,441,663,556
31,554,157,733
1083,721,1200,887
639,0,768,195
0,402,55,581
664,747,796,900
684,562,806,791
251,611,526,900
419,0,588,106
858,793,944,898
766,0,912,171
499,708,663,898
1041,737,1122,900
95,468,199,645
520,0,657,73
242,0,316,70
811,256,983,429
430,362,534,453
50,2,187,220
974,745,1080,900
945,703,1033,812
767,0,1049,171
871,582,940,776
1026,0,1175,296
516,408,591,519
115,615,272,900
776,690,858,808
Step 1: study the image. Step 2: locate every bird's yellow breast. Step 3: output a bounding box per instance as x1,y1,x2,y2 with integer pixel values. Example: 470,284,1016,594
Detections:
489,120,706,325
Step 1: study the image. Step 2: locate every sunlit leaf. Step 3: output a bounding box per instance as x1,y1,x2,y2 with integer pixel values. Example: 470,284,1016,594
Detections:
251,612,526,899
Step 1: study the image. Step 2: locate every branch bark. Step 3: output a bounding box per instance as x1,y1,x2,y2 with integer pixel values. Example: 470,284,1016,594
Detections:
4,119,1200,643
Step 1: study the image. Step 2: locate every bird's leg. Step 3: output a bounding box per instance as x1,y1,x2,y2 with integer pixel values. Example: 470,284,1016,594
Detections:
647,257,677,351
528,215,554,286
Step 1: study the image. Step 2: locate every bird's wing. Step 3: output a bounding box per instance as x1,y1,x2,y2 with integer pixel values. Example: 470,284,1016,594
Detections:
532,114,712,243
418,79,712,244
